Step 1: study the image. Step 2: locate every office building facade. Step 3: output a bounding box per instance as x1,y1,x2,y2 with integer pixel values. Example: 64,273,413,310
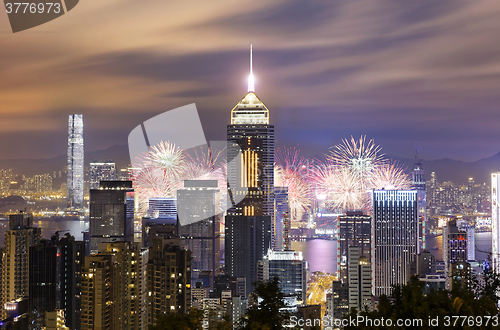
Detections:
89,162,116,190
258,250,307,305
373,190,417,297
2,213,41,320
89,181,134,253
225,50,274,294
491,172,500,271
443,218,474,289
412,159,426,253
348,246,371,312
146,237,191,325
177,180,221,287
67,114,84,209
337,211,371,284
225,215,271,295
80,254,117,330
274,187,290,251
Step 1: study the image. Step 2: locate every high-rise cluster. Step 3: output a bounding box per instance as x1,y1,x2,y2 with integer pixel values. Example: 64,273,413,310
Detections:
67,114,84,210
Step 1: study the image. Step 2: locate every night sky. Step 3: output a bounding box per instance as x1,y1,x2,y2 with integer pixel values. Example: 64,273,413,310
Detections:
1,0,500,161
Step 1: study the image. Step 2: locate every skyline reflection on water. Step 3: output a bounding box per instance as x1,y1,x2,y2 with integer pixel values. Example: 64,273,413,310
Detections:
0,219,89,245
292,232,492,275
0,220,493,275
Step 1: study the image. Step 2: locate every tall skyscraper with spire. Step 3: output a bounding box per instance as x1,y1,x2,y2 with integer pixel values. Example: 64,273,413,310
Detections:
225,46,274,294
67,114,84,209
226,45,274,218
491,173,500,272
412,154,426,253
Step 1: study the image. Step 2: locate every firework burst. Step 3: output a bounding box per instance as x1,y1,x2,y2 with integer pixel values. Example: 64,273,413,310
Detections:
142,141,187,179
329,136,385,186
312,162,367,211
132,142,227,216
274,148,313,221
184,146,228,214
369,161,412,190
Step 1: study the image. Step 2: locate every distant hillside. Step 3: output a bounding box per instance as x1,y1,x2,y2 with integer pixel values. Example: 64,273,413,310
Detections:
1,144,500,185
0,145,130,177
390,153,500,185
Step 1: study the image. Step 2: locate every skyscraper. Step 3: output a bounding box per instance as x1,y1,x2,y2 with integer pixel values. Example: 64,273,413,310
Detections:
67,114,84,209
274,187,290,251
226,46,274,218
443,218,475,289
177,180,221,287
147,197,177,219
28,234,84,330
2,212,41,320
373,190,417,297
337,211,371,284
146,237,191,325
348,246,372,312
225,216,271,295
89,181,134,254
225,46,274,294
89,161,116,190
257,250,308,305
81,241,148,330
492,173,500,272
412,158,426,253
80,253,117,329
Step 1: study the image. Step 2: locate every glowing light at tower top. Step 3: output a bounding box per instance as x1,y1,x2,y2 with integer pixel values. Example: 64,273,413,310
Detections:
248,44,254,92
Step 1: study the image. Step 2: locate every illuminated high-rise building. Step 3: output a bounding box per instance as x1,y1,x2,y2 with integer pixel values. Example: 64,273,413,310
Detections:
373,190,417,297
89,161,116,190
412,158,426,252
225,46,274,294
177,180,221,287
2,212,41,320
67,114,84,209
89,181,134,254
81,241,148,330
146,237,191,325
492,173,500,272
226,47,274,218
28,235,84,330
80,253,117,330
257,250,308,305
348,246,372,312
274,187,290,251
443,218,474,289
337,211,371,285
147,197,177,219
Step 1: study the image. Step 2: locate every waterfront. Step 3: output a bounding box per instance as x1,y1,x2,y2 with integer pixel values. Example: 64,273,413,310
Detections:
292,232,493,275
0,219,492,275
0,218,89,244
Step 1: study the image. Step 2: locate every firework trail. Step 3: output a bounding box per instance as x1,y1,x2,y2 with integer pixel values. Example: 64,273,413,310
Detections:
312,162,367,211
329,136,385,188
184,146,228,215
369,161,412,190
274,148,313,221
312,136,410,212
132,142,227,216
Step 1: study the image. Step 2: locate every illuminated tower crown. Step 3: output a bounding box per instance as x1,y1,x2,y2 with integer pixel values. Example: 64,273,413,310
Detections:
230,45,269,125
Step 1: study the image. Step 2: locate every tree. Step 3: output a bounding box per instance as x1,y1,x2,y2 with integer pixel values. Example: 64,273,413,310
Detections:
239,277,290,330
344,271,500,330
149,308,203,330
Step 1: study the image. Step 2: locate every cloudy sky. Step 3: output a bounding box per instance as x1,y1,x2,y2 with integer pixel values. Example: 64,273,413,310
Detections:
1,0,500,161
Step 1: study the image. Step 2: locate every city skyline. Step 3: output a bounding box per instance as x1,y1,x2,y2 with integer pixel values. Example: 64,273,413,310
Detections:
1,1,500,162
1,2,499,329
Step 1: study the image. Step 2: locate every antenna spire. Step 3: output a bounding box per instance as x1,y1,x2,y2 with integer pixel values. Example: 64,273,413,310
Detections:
248,44,255,92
